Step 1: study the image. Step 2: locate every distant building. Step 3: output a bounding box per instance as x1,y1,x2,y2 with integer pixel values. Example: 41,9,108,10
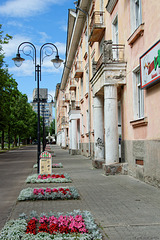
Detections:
30,88,53,128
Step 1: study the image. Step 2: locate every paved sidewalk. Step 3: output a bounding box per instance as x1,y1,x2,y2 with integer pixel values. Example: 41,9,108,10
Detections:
7,146,160,239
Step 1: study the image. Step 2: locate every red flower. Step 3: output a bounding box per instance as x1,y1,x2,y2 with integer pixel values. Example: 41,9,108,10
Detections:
52,188,58,193
55,175,60,178
26,219,37,235
38,223,49,233
49,223,58,234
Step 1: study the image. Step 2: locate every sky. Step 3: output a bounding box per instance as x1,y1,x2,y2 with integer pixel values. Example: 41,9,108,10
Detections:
0,0,75,102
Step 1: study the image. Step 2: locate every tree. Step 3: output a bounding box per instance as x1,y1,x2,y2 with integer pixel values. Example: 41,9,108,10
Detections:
49,119,55,135
0,71,18,149
0,24,13,149
10,93,38,147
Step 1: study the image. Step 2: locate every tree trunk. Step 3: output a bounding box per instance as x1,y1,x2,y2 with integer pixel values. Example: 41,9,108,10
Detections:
14,135,17,147
1,130,4,150
8,126,10,150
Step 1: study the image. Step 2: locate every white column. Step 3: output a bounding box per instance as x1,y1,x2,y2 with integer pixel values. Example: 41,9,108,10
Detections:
94,95,104,160
60,131,62,146
69,120,72,150
62,128,66,148
71,119,77,150
104,84,119,164
57,133,60,146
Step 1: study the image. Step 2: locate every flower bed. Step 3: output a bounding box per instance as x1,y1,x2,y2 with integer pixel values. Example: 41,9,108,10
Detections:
33,163,63,168
18,186,79,201
26,173,71,183
0,210,102,239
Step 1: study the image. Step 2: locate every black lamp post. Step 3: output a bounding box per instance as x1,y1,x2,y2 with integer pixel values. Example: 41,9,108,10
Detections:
12,42,63,173
42,103,46,152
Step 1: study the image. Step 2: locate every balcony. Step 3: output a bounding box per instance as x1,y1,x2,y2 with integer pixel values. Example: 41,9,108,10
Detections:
64,93,70,102
69,101,80,111
62,101,67,108
74,61,83,78
95,41,125,71
89,11,105,42
69,78,76,91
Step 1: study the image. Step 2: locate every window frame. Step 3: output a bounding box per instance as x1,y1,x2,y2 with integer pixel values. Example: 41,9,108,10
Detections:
133,66,144,120
130,0,142,34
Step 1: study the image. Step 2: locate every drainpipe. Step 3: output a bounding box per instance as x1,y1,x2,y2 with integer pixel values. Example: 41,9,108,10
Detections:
74,3,91,157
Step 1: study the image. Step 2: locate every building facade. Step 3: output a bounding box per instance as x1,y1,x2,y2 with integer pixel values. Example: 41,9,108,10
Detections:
56,0,160,186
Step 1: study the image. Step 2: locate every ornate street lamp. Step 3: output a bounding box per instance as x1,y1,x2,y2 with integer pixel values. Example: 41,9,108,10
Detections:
12,42,63,173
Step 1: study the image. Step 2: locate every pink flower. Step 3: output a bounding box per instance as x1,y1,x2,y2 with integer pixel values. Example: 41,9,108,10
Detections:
38,188,44,195
45,188,52,194
39,216,49,224
52,188,58,193
33,189,38,195
75,215,83,222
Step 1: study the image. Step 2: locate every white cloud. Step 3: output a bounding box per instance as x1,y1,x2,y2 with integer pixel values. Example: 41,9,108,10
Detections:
7,20,23,28
9,59,35,77
54,42,66,55
3,34,64,77
3,34,31,57
60,24,67,32
38,32,51,44
9,57,63,78
0,0,68,18
48,90,55,99
27,93,33,103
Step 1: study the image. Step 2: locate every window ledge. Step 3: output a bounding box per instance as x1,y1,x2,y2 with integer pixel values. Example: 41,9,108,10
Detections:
130,117,148,128
85,92,88,98
128,23,145,47
84,52,88,60
80,98,84,104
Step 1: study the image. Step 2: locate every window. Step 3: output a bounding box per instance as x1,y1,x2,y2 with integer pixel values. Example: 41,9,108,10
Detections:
112,15,118,60
130,0,142,33
86,110,89,133
133,68,144,119
81,77,83,99
112,16,118,44
86,69,89,94
81,114,84,135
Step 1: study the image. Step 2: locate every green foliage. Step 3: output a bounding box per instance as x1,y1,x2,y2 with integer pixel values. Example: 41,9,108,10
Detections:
49,119,55,135
0,24,37,148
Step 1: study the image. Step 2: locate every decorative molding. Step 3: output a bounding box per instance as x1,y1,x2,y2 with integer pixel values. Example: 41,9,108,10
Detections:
130,117,148,128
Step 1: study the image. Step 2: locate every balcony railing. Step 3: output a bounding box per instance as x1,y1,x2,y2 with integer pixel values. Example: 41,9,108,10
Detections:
64,93,70,102
95,41,125,71
74,61,83,78
69,101,80,111
89,11,105,42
